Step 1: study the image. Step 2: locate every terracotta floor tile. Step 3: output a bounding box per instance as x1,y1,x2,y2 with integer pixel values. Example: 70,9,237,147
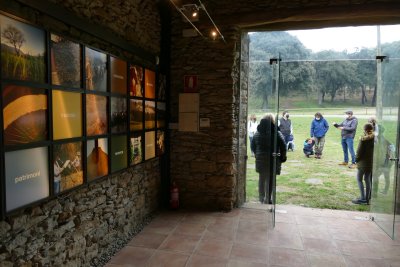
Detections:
302,238,340,255
335,240,384,259
267,232,304,250
344,255,390,267
187,254,228,267
240,209,268,222
194,238,233,258
275,213,296,224
235,229,269,246
210,216,239,229
238,219,269,233
268,247,307,267
229,243,268,264
306,252,346,267
146,250,189,267
298,224,331,240
271,221,298,235
227,259,268,267
158,234,200,254
295,215,326,225
329,227,367,242
182,213,217,226
173,222,207,236
203,224,236,241
128,232,168,249
108,246,155,266
143,220,179,235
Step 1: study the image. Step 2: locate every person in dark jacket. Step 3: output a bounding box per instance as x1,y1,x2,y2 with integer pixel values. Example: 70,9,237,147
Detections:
352,123,375,204
310,112,329,159
333,110,358,168
278,111,293,150
251,114,287,204
303,138,315,157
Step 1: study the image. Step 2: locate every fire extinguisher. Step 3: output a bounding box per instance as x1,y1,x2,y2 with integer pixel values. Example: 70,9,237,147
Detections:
170,182,179,209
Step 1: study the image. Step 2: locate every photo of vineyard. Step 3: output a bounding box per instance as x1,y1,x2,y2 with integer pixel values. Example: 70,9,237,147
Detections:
130,99,143,131
0,14,45,82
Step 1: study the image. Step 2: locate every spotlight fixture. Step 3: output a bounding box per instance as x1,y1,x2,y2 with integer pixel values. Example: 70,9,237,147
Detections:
169,0,226,43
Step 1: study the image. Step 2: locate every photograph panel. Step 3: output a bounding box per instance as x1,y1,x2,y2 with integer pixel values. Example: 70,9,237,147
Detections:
158,73,166,100
145,131,155,160
85,47,107,91
5,147,49,212
110,56,127,95
129,65,143,97
51,34,81,88
0,14,46,83
52,90,82,140
130,99,143,131
157,102,166,128
87,138,108,181
156,130,165,156
53,142,83,194
3,85,47,145
145,101,156,129
111,135,127,172
86,94,107,136
111,97,127,133
130,132,142,165
145,69,155,99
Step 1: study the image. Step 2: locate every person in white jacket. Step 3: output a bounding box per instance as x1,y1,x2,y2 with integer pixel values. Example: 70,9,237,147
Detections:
248,114,258,157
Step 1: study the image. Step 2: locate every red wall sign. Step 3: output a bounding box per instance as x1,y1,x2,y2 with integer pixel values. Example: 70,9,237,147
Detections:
184,75,198,93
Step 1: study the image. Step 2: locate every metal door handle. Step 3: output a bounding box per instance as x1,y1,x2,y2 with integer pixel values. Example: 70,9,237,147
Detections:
272,153,281,157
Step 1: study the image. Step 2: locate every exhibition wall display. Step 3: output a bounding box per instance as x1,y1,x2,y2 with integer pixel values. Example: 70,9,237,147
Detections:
0,12,166,215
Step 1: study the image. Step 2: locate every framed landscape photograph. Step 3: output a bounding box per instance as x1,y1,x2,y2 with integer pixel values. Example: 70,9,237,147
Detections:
52,90,82,140
0,14,46,83
111,135,128,172
157,102,166,128
3,85,47,145
145,101,156,129
145,131,155,160
158,73,166,100
130,132,142,165
85,47,107,91
86,94,107,136
53,142,83,194
111,97,127,133
156,130,165,156
129,65,143,97
87,138,108,181
130,99,143,131
5,147,49,212
145,69,155,99
51,34,81,88
110,56,127,95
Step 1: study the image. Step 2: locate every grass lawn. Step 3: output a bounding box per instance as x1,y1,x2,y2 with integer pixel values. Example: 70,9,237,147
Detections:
246,113,375,212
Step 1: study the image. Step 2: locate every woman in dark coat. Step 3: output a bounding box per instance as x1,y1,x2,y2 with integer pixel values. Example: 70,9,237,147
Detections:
251,114,287,204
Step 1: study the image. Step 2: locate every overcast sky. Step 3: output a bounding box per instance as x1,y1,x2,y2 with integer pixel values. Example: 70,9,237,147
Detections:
287,25,400,53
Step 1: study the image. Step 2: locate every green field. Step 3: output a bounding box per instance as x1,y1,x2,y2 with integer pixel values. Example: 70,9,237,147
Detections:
246,113,397,212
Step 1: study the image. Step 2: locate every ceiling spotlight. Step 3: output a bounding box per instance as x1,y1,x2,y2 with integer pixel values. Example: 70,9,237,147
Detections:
211,30,217,39
192,11,198,18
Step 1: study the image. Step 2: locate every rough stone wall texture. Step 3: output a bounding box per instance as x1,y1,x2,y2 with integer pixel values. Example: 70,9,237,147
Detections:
169,0,400,210
0,0,161,266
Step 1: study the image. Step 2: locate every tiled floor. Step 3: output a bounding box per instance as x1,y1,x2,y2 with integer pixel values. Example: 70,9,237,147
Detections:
106,204,400,267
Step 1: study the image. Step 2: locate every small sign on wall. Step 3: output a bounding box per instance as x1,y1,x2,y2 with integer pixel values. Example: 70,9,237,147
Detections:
184,75,198,93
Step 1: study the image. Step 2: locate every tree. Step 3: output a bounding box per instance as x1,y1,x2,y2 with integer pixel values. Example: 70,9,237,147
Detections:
2,25,25,56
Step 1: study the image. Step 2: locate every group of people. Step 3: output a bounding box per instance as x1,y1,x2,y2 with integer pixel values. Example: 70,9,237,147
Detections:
248,110,394,206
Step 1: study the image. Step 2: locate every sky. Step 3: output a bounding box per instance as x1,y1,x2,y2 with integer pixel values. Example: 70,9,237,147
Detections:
287,25,400,53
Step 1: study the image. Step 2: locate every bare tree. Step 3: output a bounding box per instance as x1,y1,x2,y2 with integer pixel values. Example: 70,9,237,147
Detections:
2,25,25,56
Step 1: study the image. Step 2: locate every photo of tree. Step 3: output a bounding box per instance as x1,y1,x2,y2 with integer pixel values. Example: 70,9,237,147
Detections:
111,135,127,172
157,102,166,128
0,14,45,83
158,73,166,100
111,97,127,133
145,69,156,99
3,85,47,145
110,56,127,95
53,142,83,194
145,131,155,160
52,90,82,140
130,99,143,131
51,34,81,88
5,146,49,212
130,132,142,165
156,130,165,156
85,47,107,91
87,138,108,181
145,101,156,129
86,94,107,136
130,65,143,97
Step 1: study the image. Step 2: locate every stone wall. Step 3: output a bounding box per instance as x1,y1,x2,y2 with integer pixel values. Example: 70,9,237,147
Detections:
0,0,162,265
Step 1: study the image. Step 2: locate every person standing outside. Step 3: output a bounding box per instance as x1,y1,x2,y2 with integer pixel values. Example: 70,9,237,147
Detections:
310,112,329,159
333,110,358,169
352,123,375,204
248,114,258,157
278,111,293,150
251,114,287,204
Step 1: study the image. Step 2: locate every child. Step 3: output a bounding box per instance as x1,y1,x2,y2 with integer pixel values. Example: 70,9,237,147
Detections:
303,138,315,157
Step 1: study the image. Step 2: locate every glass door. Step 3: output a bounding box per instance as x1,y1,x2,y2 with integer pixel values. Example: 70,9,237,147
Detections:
370,53,400,239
